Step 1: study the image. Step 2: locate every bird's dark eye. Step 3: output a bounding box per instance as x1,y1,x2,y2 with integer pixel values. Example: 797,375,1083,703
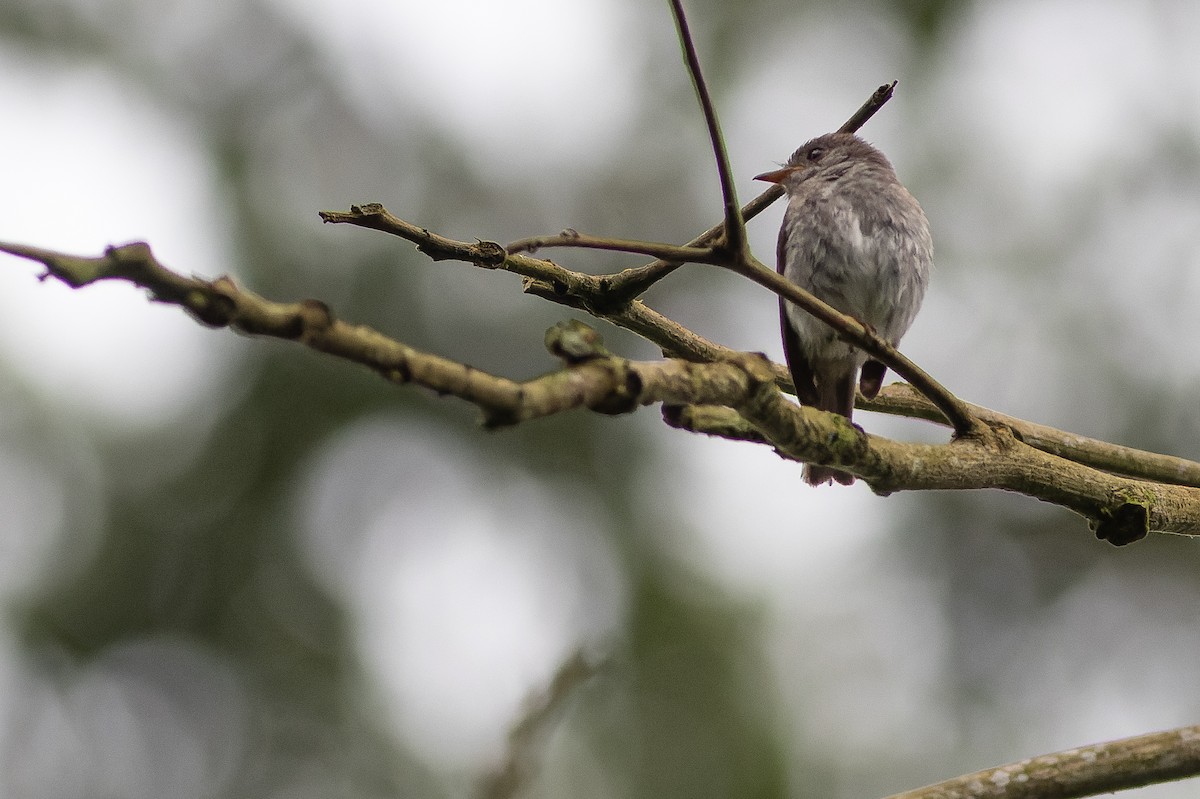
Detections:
807,147,825,161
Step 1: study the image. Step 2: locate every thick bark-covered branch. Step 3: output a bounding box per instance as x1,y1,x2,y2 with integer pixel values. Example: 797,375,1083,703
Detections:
0,241,756,428
5,239,1200,545
864,384,1200,488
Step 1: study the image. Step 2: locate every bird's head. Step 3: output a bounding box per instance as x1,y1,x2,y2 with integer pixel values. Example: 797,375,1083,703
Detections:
754,132,894,192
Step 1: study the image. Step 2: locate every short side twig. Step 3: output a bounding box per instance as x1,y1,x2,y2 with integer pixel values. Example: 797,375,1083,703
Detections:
836,80,897,135
504,230,718,264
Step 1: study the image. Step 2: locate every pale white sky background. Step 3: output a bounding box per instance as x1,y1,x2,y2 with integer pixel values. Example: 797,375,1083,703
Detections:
0,50,239,429
1,0,1199,795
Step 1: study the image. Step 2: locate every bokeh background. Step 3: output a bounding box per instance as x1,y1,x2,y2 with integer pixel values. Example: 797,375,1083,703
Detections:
2,0,1200,797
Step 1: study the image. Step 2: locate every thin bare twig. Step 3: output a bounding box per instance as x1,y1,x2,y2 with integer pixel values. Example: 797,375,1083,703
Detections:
837,80,897,135
504,230,718,264
882,724,1200,799
668,0,749,263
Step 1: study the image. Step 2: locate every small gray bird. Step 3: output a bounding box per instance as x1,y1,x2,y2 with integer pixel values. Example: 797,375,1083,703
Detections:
756,132,931,486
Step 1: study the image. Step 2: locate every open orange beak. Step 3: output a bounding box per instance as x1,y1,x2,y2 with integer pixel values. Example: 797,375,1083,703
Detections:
753,166,796,184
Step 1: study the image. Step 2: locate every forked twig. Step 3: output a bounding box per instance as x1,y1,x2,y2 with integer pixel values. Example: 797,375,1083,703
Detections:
600,80,897,303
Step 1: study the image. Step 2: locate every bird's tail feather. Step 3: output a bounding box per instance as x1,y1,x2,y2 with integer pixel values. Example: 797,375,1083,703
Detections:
803,369,856,486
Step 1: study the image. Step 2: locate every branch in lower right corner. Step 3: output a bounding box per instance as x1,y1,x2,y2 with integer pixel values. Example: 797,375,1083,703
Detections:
881,724,1200,799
